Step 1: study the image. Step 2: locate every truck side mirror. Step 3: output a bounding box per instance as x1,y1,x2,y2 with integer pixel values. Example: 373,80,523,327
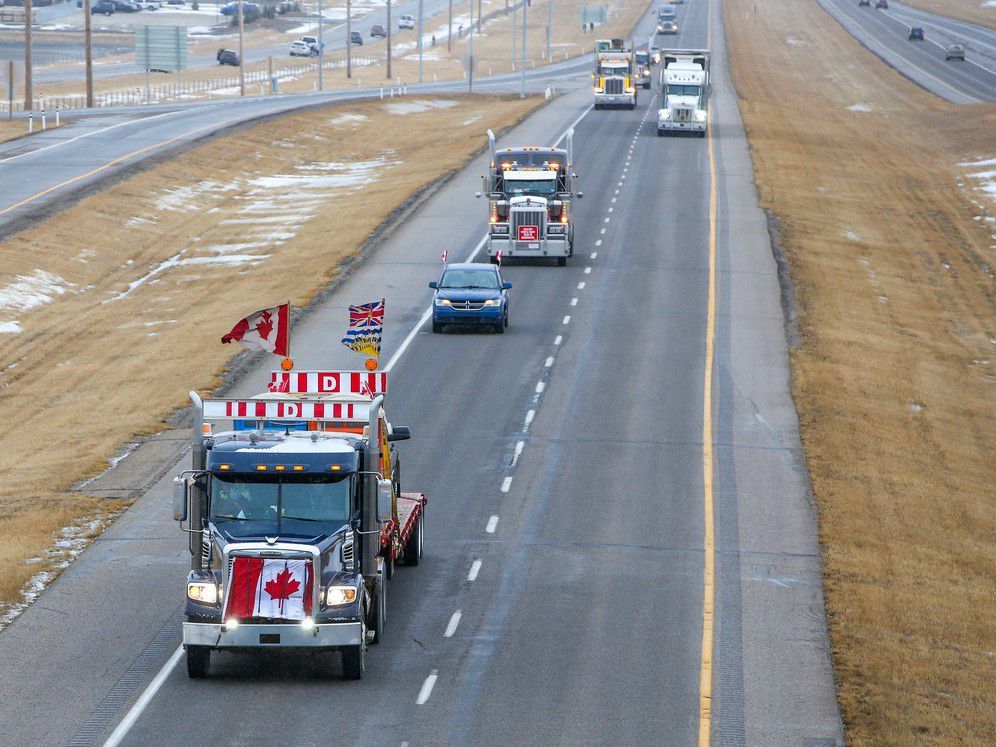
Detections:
387,426,411,442
376,479,393,523
475,191,482,198
577,192,584,199
428,281,438,289
173,477,188,522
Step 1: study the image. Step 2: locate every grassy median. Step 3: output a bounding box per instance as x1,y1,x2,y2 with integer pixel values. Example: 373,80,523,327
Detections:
0,93,542,621
724,0,995,742
902,0,994,29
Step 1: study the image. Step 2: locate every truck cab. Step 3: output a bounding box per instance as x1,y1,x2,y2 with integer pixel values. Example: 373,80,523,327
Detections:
477,132,581,267
657,49,710,137
175,370,425,680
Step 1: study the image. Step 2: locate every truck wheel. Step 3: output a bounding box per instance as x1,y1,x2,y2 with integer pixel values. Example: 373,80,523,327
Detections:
402,515,422,566
557,256,567,267
186,646,210,679
341,641,365,679
432,322,442,333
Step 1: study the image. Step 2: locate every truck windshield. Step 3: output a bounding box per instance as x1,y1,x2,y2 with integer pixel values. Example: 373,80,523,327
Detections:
598,65,628,76
210,474,351,537
667,84,701,96
440,269,501,289
504,179,557,196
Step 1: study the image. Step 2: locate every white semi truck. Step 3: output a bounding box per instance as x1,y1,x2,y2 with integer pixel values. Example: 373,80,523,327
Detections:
657,49,710,137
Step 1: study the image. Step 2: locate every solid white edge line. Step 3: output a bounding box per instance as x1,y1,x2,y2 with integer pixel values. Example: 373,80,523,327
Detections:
467,559,482,581
444,610,462,638
416,670,439,704
102,645,184,747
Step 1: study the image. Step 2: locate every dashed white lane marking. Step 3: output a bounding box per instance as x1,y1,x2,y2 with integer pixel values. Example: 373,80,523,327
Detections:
584,267,592,275
570,298,578,306
501,476,513,492
611,197,617,203
512,440,525,465
608,207,614,213
577,282,586,290
485,515,499,533
621,173,626,179
416,671,439,704
444,610,462,638
524,409,535,430
614,189,619,195
545,356,555,367
563,315,571,325
535,381,545,395
467,559,482,581
554,334,563,346
591,252,598,259
600,227,606,234
604,217,610,223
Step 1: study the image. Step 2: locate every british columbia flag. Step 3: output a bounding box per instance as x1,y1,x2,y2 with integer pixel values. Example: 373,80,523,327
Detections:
341,299,384,358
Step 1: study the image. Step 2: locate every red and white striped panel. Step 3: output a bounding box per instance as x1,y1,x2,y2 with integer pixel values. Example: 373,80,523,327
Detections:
268,370,387,396
203,399,372,422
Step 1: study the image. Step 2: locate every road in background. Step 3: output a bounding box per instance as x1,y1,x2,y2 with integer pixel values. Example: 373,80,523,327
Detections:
0,0,843,744
817,0,996,102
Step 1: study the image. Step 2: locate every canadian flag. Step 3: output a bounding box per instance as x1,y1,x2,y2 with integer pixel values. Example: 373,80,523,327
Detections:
225,557,313,621
221,303,290,357
267,377,290,393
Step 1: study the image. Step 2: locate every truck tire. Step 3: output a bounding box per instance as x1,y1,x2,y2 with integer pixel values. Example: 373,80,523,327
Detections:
186,646,210,679
557,256,567,267
402,514,422,566
341,641,365,679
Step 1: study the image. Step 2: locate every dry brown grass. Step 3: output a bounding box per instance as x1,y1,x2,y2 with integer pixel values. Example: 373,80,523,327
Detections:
901,0,994,29
724,0,995,743
0,118,68,144
30,0,651,105
0,93,542,615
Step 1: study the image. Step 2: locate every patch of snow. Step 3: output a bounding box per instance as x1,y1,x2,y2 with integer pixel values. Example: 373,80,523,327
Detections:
462,113,483,126
0,270,73,312
843,228,860,242
848,103,871,112
103,253,184,304
329,113,369,126
383,99,459,115
0,321,22,334
786,37,808,47
154,181,238,211
960,157,996,167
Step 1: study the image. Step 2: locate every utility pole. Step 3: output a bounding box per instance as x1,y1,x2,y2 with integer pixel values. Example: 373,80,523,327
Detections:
7,61,13,120
519,0,526,98
512,0,516,69
24,0,32,110
447,0,453,52
386,0,392,80
545,0,552,62
84,0,93,107
238,0,245,96
346,0,352,78
317,0,324,90
417,0,423,83
468,0,474,92
477,0,481,32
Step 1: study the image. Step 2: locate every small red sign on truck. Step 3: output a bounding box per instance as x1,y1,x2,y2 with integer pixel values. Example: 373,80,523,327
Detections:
517,225,539,241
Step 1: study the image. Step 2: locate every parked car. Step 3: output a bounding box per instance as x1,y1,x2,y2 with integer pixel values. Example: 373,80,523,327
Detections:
350,30,363,45
111,0,140,11
217,49,240,66
370,23,386,38
90,0,115,14
289,40,314,56
875,0,887,7
908,26,924,40
429,263,512,334
398,14,415,29
301,35,323,54
945,43,966,61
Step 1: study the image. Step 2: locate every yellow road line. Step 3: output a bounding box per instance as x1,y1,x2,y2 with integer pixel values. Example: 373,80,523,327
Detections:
699,2,716,744
0,113,247,219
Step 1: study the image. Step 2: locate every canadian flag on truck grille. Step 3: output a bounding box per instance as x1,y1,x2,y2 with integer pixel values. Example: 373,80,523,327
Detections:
225,557,313,621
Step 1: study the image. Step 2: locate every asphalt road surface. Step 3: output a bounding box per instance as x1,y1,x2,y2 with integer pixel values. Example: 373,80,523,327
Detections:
0,0,844,744
817,0,996,103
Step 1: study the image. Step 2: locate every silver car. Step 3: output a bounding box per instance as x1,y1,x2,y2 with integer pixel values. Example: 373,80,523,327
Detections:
945,44,966,61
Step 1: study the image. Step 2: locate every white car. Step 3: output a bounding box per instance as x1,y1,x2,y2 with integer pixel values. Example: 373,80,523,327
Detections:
289,40,315,56
398,14,415,29
139,0,160,8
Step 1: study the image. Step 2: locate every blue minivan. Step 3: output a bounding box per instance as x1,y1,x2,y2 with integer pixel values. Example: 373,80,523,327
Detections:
429,263,512,333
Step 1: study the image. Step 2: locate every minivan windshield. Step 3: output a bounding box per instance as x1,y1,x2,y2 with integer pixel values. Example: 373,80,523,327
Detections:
211,474,351,537
440,269,501,290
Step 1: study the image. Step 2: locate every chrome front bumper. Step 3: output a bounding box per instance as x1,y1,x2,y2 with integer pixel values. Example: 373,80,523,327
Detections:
594,94,635,106
183,621,363,649
659,120,706,132
489,236,569,258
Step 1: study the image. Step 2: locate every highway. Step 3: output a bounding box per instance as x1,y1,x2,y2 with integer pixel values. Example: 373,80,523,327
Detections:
0,0,844,745
817,0,996,103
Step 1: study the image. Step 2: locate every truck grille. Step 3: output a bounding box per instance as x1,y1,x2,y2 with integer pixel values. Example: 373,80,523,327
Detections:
512,209,545,238
605,77,624,95
674,108,692,123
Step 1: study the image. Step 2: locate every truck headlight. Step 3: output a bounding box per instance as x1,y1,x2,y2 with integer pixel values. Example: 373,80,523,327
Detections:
659,110,671,120
325,586,357,606
435,298,452,307
625,87,635,93
187,581,219,605
593,87,603,93
694,110,707,122
482,299,501,307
